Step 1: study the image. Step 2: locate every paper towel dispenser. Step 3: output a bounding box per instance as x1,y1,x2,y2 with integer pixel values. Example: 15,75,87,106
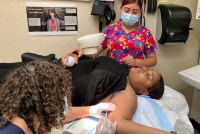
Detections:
156,4,192,44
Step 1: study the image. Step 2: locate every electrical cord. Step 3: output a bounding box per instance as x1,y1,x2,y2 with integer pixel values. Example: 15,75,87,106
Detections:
198,39,200,65
147,0,157,14
140,0,146,27
198,50,200,65
153,0,157,13
143,0,146,13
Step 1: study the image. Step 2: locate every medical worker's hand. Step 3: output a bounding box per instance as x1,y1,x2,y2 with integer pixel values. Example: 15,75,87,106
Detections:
95,118,117,134
89,103,116,118
122,55,138,67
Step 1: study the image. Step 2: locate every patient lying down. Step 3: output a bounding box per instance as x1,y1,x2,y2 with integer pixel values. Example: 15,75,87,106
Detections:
0,51,170,134
61,50,171,134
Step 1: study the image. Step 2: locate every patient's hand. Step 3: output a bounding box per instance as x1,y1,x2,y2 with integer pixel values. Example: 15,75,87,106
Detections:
61,48,83,67
61,53,79,67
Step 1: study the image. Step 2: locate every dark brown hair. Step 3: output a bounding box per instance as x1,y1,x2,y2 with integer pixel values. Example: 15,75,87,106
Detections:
0,61,72,133
121,0,143,9
148,75,164,100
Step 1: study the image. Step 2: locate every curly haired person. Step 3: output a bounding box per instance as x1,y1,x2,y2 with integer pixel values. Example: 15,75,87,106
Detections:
0,61,72,134
0,61,116,134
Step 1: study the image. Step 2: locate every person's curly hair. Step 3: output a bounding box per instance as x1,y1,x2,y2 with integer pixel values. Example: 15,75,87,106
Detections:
0,61,72,133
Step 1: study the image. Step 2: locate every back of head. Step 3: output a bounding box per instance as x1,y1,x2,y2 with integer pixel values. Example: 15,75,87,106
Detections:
121,0,143,9
0,61,72,133
148,75,164,100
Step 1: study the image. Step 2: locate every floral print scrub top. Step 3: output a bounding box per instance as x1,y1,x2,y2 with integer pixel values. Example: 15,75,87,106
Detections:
100,21,157,66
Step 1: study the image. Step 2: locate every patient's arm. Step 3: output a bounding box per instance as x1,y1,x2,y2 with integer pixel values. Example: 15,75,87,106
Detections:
62,103,116,123
66,48,83,58
100,81,171,134
62,106,90,123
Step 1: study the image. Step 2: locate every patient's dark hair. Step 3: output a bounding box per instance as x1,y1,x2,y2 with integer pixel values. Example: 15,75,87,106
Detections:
0,61,72,133
148,75,164,100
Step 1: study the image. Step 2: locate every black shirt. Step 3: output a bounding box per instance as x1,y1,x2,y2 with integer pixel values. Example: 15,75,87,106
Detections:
68,56,129,106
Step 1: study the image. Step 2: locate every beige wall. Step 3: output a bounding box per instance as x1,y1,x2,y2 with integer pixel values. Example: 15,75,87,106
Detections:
154,0,200,113
1,0,200,113
0,0,100,62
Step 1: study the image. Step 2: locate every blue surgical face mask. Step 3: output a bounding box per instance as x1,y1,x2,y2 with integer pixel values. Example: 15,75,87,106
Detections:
121,13,139,26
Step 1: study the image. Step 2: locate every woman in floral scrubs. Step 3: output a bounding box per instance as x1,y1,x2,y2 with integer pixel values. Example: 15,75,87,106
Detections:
96,0,157,68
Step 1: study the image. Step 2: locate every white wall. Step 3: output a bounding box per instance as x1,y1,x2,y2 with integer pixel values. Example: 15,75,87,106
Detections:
1,0,200,113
